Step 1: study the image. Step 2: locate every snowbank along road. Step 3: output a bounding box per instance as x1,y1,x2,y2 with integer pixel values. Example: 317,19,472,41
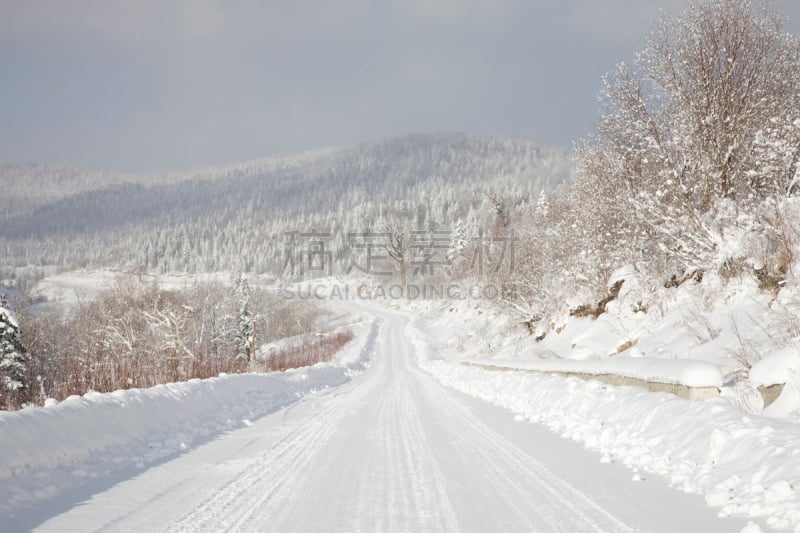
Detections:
8,304,748,532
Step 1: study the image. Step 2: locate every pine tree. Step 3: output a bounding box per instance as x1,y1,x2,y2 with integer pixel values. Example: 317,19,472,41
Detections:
448,219,468,261
0,296,28,409
235,278,254,363
535,190,549,220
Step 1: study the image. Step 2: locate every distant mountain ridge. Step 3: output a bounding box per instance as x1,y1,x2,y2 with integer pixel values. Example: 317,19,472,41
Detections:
0,132,570,273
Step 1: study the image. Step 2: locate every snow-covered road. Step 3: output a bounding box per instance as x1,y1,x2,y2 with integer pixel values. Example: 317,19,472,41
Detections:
13,306,747,532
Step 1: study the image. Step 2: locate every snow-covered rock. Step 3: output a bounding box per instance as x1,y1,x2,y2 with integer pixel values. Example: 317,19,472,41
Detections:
751,347,800,387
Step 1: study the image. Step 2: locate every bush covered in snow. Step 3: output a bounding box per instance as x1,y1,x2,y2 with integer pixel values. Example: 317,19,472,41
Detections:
0,297,28,410
9,276,342,408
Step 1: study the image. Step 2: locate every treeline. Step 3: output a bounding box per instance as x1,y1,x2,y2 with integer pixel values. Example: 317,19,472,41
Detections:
0,277,341,410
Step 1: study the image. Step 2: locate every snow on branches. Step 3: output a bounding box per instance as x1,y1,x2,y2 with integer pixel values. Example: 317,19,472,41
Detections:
575,0,800,278
0,297,28,409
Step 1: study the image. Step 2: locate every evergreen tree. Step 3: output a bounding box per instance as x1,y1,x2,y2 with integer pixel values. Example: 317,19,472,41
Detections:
535,190,549,220
448,219,468,261
235,278,254,363
0,296,28,409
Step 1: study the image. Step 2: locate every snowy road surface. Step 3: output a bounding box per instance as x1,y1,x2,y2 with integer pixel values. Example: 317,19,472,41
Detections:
12,306,746,532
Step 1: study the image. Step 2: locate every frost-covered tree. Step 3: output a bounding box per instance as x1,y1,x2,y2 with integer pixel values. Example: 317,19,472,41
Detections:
0,297,28,409
447,218,468,262
534,190,549,220
749,116,800,196
575,0,800,274
235,278,255,362
385,222,410,287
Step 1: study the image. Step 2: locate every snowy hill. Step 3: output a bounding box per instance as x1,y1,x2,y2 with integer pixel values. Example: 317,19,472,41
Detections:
0,133,569,273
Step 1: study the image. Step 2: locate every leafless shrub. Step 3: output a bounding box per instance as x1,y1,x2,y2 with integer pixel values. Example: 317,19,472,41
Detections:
682,306,720,345
746,201,798,291
261,331,354,372
726,317,761,380
13,276,340,407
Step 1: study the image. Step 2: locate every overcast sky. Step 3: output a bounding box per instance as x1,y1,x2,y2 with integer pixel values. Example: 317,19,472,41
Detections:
2,0,800,172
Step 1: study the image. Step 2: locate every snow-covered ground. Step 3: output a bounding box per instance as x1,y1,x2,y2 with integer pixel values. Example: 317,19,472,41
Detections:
383,271,800,420
0,315,376,526
6,272,799,530
30,269,273,309
411,321,800,531
0,301,750,532
385,293,800,531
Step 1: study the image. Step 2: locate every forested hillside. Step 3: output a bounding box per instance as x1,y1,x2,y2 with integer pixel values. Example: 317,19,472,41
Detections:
0,133,568,274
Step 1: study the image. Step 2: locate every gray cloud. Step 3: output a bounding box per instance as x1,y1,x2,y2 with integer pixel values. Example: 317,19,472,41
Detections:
0,0,226,46
1,0,800,171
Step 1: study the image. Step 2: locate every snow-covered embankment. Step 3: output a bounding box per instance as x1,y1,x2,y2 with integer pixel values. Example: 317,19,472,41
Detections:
0,318,378,515
407,321,800,531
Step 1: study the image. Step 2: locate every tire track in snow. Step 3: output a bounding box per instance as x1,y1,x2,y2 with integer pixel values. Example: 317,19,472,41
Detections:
164,322,382,532
29,309,645,532
164,373,377,532
347,324,459,532
260,314,460,532
407,322,635,533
